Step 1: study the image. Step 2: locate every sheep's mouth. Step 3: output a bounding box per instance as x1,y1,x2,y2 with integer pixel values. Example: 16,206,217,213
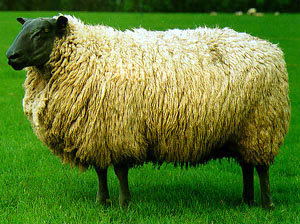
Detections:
8,58,27,70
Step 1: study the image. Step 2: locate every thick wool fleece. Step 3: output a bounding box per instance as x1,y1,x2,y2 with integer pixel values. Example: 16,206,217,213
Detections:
23,15,290,170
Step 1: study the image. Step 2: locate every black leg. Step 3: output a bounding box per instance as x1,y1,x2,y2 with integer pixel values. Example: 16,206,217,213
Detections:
114,164,131,208
241,162,255,206
95,167,111,205
256,165,275,210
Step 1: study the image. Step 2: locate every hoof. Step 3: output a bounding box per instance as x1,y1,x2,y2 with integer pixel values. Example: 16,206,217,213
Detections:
262,202,275,211
244,200,257,207
119,197,131,208
96,198,112,206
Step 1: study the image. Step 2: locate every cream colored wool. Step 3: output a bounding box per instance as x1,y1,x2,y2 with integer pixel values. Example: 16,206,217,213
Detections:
23,15,290,170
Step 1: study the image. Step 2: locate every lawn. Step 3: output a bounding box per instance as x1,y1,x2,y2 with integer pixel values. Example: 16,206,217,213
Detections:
0,12,299,223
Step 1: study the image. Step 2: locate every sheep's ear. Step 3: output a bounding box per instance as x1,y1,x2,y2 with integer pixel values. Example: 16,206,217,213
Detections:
17,17,31,25
56,16,68,37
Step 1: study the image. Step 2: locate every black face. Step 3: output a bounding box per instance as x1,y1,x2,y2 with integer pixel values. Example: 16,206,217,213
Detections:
6,16,68,70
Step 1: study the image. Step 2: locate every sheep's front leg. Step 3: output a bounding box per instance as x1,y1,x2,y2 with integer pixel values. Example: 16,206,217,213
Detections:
256,165,274,210
240,162,255,205
95,167,111,205
114,164,131,208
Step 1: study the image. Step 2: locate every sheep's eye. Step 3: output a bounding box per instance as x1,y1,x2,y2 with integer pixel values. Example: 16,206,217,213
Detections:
32,31,41,39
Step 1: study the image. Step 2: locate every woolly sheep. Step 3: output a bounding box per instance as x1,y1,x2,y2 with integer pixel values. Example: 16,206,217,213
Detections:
247,8,257,15
235,11,243,16
255,12,264,17
6,15,290,209
275,12,280,16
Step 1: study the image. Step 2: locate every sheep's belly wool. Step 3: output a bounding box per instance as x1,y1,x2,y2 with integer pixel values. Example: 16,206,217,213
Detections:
23,16,290,169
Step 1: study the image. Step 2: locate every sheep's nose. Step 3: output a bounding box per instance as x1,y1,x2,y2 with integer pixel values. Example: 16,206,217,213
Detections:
6,51,21,60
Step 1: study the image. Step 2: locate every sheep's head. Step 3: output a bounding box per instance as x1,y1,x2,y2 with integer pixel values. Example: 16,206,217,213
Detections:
6,16,68,70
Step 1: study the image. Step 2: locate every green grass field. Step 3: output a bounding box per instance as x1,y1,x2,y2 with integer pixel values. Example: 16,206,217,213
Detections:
0,12,299,223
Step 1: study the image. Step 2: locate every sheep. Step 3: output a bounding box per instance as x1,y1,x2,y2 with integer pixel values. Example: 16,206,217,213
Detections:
247,8,257,15
247,8,264,17
254,12,264,17
235,11,243,16
6,15,290,209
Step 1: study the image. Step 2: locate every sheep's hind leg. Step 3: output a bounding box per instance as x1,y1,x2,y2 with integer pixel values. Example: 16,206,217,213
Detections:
95,167,111,206
114,164,131,208
240,162,255,206
256,165,274,210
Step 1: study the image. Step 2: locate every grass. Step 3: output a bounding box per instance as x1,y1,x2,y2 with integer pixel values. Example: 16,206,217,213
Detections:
0,11,299,223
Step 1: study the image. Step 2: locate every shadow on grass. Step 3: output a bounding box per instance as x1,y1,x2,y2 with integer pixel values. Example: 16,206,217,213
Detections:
133,182,243,208
64,175,245,211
